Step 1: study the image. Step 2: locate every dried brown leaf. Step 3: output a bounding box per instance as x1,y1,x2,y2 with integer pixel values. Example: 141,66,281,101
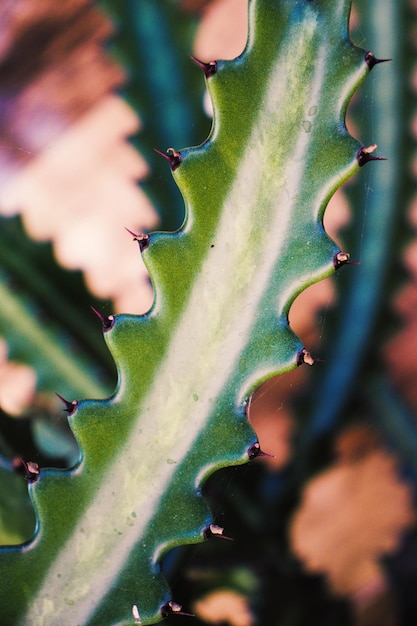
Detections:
290,443,414,597
193,590,254,626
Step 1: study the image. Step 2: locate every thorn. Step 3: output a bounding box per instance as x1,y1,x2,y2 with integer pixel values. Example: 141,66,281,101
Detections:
161,601,195,619
247,442,275,460
154,147,182,171
55,392,78,415
189,54,218,78
296,348,319,366
365,51,392,70
125,228,150,252
132,605,141,622
357,144,387,167
90,306,114,332
13,458,40,482
333,251,361,270
203,523,233,541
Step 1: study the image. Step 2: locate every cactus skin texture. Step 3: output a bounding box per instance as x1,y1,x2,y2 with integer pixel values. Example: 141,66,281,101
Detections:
0,1,376,624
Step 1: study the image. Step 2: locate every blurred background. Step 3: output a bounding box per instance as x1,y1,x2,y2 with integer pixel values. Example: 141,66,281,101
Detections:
0,1,416,625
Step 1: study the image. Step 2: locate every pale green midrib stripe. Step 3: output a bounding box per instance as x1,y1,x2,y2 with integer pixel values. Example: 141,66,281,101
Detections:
26,13,342,625
0,281,106,399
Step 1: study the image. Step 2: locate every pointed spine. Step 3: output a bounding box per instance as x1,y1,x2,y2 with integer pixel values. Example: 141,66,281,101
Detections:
125,228,151,253
154,148,182,171
357,144,387,166
365,51,392,69
90,306,115,332
189,54,218,78
56,392,78,415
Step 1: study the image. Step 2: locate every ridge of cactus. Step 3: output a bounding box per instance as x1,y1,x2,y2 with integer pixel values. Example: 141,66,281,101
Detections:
295,0,414,465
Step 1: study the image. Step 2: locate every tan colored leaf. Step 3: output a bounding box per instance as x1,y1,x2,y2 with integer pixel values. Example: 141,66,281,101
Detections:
290,434,414,596
193,589,254,626
193,0,248,61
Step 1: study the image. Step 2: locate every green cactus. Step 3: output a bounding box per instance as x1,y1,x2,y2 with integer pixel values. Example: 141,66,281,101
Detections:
295,0,415,464
0,0,412,624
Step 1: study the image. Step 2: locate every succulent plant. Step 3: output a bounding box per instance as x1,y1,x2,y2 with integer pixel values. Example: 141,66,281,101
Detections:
0,0,414,624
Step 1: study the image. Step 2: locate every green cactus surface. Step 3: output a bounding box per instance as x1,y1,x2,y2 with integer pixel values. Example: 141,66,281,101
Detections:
0,0,377,623
297,0,408,448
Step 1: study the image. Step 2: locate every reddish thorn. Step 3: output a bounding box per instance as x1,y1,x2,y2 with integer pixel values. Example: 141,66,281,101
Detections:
357,145,387,167
124,227,150,252
248,442,261,459
333,251,361,270
365,51,392,70
153,147,182,171
189,54,217,78
247,442,275,460
55,392,78,415
90,306,114,332
14,458,40,482
203,523,234,541
161,601,194,618
296,348,317,366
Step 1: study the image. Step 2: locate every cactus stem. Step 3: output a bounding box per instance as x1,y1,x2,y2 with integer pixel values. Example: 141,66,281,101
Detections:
189,54,217,78
161,601,194,618
153,147,182,171
124,228,151,253
357,145,387,167
90,306,115,332
13,458,40,482
55,392,78,415
333,251,361,270
365,51,392,69
203,523,233,541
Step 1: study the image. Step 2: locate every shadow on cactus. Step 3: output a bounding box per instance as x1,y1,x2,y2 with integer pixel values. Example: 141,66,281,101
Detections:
0,0,385,624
